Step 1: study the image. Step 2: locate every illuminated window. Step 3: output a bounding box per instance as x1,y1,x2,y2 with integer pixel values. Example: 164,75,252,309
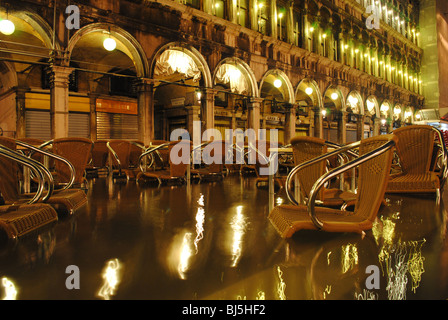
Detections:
237,0,249,28
213,0,226,19
257,0,270,35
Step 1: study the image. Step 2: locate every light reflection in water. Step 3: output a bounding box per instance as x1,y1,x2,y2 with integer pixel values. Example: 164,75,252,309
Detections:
230,205,248,267
178,232,194,280
1,277,17,300
408,240,426,293
374,215,426,299
97,258,122,300
341,244,358,274
276,266,286,300
194,194,205,253
176,194,206,279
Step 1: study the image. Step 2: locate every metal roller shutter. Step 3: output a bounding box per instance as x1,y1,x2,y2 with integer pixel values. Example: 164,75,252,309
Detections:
25,110,51,140
96,112,139,140
69,113,90,138
26,110,90,140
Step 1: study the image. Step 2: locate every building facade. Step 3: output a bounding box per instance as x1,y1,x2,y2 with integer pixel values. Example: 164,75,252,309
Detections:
0,0,426,145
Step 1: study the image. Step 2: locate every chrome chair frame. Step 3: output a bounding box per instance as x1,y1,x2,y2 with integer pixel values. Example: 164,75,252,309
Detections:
285,140,360,207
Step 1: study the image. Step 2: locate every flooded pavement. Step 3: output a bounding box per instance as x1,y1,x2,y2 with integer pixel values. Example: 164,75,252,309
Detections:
0,174,447,300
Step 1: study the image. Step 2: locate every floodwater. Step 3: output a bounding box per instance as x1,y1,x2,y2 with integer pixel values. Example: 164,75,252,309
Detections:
0,173,447,300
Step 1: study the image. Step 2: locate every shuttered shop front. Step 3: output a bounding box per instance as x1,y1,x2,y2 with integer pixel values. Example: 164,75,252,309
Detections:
96,99,139,140
25,110,90,140
25,93,90,140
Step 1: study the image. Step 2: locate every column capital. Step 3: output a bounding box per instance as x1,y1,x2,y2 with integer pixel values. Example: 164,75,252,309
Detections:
48,65,73,86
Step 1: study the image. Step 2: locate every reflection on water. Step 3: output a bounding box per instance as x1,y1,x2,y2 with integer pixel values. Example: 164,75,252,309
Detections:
97,258,122,300
0,175,447,300
1,277,17,300
230,205,248,267
178,232,194,280
276,266,286,300
341,244,358,274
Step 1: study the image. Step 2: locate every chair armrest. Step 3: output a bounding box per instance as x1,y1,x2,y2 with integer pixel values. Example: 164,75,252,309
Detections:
307,138,396,230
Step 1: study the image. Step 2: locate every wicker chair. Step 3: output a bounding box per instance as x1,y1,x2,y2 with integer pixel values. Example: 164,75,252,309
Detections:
136,140,192,186
107,140,141,181
0,145,58,241
191,140,228,182
386,125,444,196
0,137,88,215
0,203,58,242
86,140,110,177
287,136,358,208
241,140,285,188
268,134,397,238
145,140,170,171
44,137,93,189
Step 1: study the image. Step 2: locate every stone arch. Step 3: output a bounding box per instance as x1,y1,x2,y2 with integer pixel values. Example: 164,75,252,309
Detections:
150,42,212,88
213,57,259,97
260,69,295,104
67,22,149,78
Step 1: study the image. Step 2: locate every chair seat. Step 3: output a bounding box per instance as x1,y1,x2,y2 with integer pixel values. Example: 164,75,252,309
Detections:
255,176,286,189
268,204,374,238
191,168,223,181
44,189,88,215
386,172,440,193
137,170,185,183
322,188,357,206
0,204,58,240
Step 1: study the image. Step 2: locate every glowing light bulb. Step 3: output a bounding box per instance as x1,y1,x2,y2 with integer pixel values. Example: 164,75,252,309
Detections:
331,92,338,101
103,37,117,51
273,79,282,88
305,87,313,95
0,19,15,35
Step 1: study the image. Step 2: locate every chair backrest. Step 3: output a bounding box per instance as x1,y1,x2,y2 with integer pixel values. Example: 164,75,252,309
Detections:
290,136,327,200
17,138,45,163
149,140,169,169
393,125,435,175
168,140,192,177
354,134,397,222
108,140,132,170
91,140,109,168
52,137,93,185
250,140,282,175
0,137,21,202
129,141,145,168
202,140,228,173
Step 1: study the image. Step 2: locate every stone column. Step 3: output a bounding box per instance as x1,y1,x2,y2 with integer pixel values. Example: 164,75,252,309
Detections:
186,105,201,141
357,114,365,141
202,89,215,141
247,97,262,138
313,106,323,139
88,93,98,141
15,87,27,139
48,66,73,139
373,117,380,136
338,111,347,144
137,80,154,145
284,104,296,144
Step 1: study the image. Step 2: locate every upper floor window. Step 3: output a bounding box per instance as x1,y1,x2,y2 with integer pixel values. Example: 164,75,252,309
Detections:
236,0,249,27
213,0,227,19
257,0,270,35
277,6,286,41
